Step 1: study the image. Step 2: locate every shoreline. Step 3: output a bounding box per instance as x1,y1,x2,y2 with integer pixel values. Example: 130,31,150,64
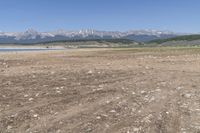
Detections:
0,44,65,49
0,45,66,52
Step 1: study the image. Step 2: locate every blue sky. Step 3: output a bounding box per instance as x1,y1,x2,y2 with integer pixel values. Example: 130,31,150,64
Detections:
0,0,200,33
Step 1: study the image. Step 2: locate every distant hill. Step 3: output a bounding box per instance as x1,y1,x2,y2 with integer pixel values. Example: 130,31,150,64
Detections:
42,39,138,44
122,34,177,42
149,34,200,44
0,39,142,48
37,39,143,48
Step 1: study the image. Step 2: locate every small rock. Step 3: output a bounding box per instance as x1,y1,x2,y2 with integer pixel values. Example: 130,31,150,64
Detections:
176,86,183,90
133,128,139,132
56,90,62,94
86,128,92,132
155,89,161,92
96,88,103,91
110,110,116,113
106,101,110,104
56,129,61,133
87,70,93,74
116,97,120,100
132,108,136,112
54,112,59,115
132,92,136,95
195,109,200,111
43,85,48,87
98,85,104,88
35,93,39,97
51,71,55,75
96,116,101,119
149,96,155,102
7,125,12,130
24,94,29,97
29,98,34,101
184,93,191,98
33,114,38,118
105,124,109,128
10,113,17,118
102,114,108,117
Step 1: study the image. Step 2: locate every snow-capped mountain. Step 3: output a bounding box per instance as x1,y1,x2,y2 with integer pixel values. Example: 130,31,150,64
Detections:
0,29,179,44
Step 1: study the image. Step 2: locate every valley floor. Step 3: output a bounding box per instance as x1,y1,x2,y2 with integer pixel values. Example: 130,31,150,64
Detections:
0,48,200,133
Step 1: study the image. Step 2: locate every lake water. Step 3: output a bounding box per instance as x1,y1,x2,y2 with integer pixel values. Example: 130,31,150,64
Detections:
0,48,62,52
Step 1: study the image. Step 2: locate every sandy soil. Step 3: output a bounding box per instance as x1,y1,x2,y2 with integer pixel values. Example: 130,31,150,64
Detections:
0,48,200,133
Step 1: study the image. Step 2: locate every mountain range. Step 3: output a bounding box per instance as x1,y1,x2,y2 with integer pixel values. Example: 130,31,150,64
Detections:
0,29,180,44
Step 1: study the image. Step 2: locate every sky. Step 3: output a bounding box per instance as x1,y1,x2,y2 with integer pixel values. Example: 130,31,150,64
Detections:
0,0,200,33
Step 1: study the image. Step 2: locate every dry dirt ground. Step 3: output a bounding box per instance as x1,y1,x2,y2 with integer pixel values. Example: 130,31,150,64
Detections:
0,48,200,133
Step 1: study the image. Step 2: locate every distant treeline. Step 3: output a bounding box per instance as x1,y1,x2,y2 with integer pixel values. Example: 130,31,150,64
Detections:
41,39,137,44
149,34,200,44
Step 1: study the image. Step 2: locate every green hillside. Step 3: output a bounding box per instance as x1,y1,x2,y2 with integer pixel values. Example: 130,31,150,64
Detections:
149,34,200,44
36,39,144,48
41,39,137,44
